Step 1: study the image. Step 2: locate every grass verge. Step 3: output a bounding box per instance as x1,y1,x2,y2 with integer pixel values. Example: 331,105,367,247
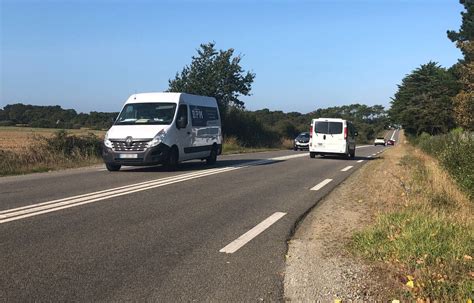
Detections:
222,136,290,154
0,130,103,176
351,132,473,301
0,132,293,176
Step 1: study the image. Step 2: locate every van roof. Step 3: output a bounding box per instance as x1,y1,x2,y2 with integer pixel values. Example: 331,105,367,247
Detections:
312,117,347,122
125,92,216,105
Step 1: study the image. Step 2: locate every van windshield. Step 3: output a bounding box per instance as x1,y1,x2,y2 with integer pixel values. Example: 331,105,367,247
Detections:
314,121,343,134
115,103,177,125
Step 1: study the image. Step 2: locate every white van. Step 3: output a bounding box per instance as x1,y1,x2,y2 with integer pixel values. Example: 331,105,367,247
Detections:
102,92,222,171
309,118,357,158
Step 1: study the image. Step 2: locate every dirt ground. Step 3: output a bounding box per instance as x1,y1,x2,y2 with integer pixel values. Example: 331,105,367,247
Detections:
284,142,408,301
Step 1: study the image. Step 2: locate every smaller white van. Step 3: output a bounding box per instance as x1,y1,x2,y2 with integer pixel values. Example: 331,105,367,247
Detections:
102,92,222,171
309,118,357,158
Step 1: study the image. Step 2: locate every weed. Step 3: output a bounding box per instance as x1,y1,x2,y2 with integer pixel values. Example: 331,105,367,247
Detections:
416,131,474,199
351,131,473,300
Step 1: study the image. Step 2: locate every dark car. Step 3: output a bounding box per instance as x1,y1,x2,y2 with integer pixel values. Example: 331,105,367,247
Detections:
294,132,310,151
386,139,395,146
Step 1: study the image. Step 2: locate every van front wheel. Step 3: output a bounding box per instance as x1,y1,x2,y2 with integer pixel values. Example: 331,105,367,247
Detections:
165,147,179,171
106,163,121,171
206,146,217,165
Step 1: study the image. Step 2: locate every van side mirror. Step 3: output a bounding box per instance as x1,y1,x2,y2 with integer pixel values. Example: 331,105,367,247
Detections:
176,117,187,129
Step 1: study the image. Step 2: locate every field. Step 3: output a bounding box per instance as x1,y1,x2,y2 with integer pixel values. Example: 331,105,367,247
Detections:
0,127,106,151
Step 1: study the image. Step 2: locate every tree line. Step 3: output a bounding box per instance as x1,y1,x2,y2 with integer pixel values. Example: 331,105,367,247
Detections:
0,101,388,146
389,0,473,136
0,103,118,130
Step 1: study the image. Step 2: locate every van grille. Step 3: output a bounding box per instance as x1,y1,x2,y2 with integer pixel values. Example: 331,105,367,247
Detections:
111,140,150,152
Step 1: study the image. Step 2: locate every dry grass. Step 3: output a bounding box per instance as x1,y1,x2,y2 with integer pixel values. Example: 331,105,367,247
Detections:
351,132,473,300
0,127,105,151
0,130,103,176
222,136,283,154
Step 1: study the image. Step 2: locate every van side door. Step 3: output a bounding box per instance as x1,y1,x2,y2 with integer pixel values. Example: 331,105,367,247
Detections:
175,104,193,161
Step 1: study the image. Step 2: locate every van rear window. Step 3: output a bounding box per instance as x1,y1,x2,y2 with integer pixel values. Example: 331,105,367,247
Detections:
314,121,343,134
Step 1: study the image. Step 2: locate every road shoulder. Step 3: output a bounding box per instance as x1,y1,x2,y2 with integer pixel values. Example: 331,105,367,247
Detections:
284,149,398,301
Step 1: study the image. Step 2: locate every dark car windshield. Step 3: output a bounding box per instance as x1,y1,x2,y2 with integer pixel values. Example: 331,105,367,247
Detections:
314,121,343,134
297,133,310,139
115,103,177,125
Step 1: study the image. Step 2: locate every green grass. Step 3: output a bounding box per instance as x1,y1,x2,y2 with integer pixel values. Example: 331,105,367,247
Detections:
221,136,284,155
353,210,473,300
352,151,473,300
415,130,474,199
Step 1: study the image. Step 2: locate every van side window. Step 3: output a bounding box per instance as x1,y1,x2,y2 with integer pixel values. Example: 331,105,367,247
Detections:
176,105,188,127
190,106,219,127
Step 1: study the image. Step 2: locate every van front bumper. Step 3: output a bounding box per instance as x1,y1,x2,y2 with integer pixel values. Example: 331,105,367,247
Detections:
102,143,171,166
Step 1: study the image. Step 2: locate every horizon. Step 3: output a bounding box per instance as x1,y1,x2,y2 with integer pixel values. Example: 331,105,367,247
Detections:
1,0,463,114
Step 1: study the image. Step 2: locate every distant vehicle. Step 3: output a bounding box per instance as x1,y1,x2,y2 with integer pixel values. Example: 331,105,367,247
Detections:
374,137,386,146
294,132,310,150
386,139,395,146
309,118,357,159
102,92,222,171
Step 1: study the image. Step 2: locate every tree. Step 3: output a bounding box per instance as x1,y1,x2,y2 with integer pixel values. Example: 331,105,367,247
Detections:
389,62,460,136
168,42,255,117
447,0,474,130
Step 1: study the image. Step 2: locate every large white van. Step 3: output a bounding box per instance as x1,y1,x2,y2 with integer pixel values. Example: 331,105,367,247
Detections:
102,92,222,171
309,118,357,159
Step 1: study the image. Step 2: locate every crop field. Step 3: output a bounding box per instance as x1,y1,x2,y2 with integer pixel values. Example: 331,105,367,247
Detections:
0,127,106,151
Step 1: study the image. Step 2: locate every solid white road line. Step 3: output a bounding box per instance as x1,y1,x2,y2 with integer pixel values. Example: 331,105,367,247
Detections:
356,145,372,149
310,179,333,191
0,154,306,224
357,160,364,163
341,166,353,172
271,154,307,161
219,212,287,254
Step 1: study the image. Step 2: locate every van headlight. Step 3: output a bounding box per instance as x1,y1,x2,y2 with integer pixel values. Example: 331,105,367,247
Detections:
104,132,113,148
148,129,166,148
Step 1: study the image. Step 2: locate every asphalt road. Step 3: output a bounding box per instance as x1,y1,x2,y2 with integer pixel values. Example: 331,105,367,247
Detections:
0,130,398,302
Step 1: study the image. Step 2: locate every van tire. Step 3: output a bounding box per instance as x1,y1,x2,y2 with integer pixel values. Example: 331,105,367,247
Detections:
350,148,356,158
165,147,179,171
106,163,121,171
206,145,218,165
310,152,316,158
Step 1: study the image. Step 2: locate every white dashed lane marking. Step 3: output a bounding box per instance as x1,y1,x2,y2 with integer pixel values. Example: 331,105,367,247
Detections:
219,212,287,254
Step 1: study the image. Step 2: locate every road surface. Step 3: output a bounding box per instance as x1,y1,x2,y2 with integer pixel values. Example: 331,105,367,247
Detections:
0,130,398,301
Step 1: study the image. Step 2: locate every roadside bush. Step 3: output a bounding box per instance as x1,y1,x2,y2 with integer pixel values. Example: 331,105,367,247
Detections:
40,130,102,158
0,120,15,126
416,130,474,199
224,109,281,147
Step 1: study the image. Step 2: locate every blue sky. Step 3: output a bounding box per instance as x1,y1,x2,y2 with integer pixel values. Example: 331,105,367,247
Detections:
1,0,463,114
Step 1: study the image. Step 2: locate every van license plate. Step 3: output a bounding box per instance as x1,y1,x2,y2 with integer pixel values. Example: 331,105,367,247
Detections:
119,154,138,159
